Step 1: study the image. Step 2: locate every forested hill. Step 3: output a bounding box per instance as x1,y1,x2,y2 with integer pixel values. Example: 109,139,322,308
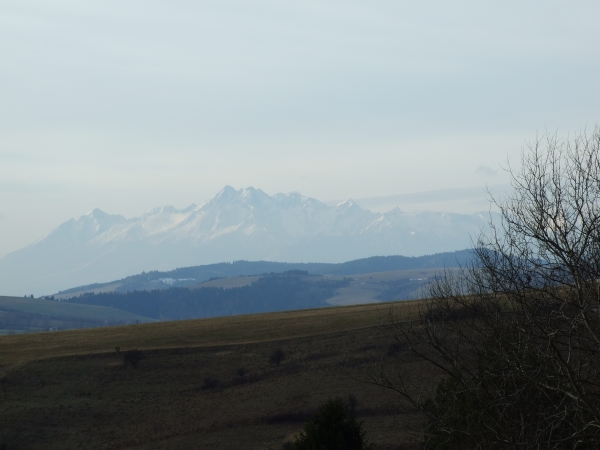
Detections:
56,249,473,296
322,250,473,275
67,273,350,320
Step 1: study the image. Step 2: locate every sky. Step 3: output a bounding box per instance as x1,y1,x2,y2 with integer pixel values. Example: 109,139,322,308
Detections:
1,1,599,258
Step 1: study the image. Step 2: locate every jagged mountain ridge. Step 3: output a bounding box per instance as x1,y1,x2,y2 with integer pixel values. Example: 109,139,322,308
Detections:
0,186,493,295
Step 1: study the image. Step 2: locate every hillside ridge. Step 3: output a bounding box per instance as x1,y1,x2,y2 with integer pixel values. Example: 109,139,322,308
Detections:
56,249,473,296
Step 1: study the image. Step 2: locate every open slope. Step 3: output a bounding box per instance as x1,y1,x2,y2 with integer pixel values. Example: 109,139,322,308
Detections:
0,300,419,364
0,301,426,449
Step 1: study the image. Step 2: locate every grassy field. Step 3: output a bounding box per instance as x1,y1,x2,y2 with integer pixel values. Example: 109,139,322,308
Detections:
0,300,428,449
190,268,440,306
324,268,440,305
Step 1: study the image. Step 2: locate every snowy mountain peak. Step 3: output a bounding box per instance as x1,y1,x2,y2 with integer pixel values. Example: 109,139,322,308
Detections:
337,199,357,208
144,205,182,217
78,208,125,228
83,208,124,224
43,208,127,246
272,191,325,209
0,186,496,295
86,207,107,217
210,185,265,206
210,185,237,204
239,186,271,205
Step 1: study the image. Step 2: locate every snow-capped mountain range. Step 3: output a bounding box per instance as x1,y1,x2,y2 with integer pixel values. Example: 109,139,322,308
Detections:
0,186,494,296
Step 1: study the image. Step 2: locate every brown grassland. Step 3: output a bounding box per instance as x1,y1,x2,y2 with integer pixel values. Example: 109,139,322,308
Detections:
0,300,428,449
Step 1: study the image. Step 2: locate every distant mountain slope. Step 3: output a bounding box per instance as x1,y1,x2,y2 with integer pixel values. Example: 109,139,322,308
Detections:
56,249,474,297
0,186,492,296
67,272,349,320
0,295,155,334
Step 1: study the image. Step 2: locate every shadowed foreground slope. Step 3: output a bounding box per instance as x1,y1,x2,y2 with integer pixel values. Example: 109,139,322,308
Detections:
0,301,426,450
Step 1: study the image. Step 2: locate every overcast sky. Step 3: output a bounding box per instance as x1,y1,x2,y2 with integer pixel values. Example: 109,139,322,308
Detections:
1,1,599,258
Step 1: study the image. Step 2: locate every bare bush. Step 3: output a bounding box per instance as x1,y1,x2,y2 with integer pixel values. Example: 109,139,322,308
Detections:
292,398,371,450
122,349,143,368
270,348,285,366
375,129,600,449
202,377,219,391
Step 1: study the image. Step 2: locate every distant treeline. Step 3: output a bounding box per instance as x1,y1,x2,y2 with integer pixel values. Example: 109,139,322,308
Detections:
67,272,350,320
0,307,121,334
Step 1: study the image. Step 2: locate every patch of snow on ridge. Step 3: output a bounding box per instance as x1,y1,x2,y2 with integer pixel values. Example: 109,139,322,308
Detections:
141,207,191,236
153,277,196,285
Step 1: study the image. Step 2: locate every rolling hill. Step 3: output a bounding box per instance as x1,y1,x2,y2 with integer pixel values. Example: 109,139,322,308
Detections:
0,300,426,449
55,249,473,297
0,295,155,335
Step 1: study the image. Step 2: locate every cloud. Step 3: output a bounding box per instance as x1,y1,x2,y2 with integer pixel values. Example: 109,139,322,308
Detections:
476,165,498,177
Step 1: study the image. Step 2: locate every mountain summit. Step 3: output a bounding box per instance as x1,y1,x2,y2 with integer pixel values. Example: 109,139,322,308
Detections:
0,186,492,295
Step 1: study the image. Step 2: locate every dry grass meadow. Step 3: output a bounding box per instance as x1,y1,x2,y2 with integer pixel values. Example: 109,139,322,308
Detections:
0,300,429,450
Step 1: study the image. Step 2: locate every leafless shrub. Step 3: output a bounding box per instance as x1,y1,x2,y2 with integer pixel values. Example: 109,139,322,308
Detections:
348,394,358,413
270,348,285,366
122,349,143,368
374,128,600,449
202,377,219,390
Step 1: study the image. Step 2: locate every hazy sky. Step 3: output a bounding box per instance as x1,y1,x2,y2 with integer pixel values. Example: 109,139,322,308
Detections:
1,1,599,258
